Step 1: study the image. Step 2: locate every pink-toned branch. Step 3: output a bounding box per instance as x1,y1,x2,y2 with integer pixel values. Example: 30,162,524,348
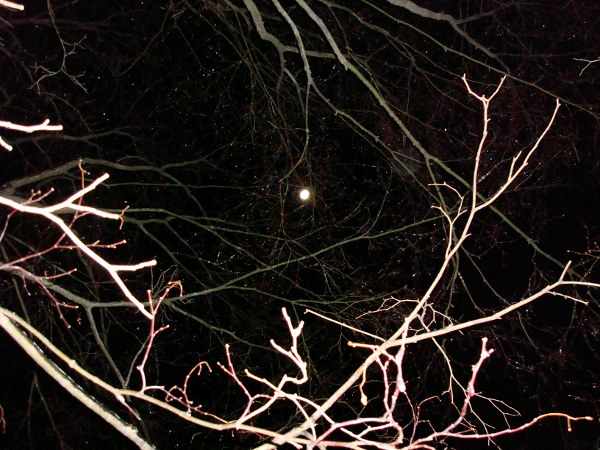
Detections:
272,76,584,448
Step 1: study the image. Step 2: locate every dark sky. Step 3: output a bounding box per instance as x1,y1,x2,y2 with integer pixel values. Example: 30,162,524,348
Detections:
1,1,599,449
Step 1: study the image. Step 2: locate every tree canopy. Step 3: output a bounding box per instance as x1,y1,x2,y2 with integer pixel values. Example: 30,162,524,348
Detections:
1,1,599,449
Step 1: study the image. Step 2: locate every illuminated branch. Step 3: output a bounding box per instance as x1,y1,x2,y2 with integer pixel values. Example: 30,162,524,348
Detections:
272,76,590,448
0,172,156,319
0,119,63,151
0,308,156,450
0,0,23,11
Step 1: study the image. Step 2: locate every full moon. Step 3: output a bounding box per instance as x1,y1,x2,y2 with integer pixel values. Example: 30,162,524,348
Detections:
299,188,311,201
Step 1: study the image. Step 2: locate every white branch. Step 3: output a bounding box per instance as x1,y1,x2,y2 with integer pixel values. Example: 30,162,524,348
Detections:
0,0,24,11
0,174,156,319
0,119,63,151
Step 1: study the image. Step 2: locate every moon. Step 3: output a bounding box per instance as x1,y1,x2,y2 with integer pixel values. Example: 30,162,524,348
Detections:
299,188,311,201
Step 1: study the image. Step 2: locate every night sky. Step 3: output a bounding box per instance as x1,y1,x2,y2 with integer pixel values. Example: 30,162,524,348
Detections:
1,1,600,449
